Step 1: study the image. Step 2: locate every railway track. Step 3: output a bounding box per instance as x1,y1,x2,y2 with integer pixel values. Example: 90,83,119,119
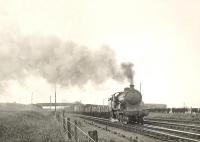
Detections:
76,114,200,142
144,119,200,133
145,117,200,125
144,124,200,140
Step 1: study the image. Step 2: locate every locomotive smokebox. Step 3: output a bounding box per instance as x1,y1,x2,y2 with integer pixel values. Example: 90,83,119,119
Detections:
123,85,142,105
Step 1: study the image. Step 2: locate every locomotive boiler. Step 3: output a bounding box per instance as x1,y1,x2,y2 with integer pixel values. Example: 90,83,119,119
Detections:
108,84,148,124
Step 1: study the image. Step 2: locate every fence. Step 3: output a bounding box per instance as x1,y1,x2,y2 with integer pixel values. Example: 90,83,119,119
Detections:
57,110,97,142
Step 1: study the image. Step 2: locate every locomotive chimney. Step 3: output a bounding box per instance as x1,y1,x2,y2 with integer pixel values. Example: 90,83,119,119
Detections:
130,73,134,89
130,77,133,85
130,84,134,89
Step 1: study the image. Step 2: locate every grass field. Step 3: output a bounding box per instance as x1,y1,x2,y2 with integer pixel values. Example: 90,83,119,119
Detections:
0,103,65,142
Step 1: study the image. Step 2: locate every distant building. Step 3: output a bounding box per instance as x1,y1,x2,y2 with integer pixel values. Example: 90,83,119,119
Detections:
144,103,167,109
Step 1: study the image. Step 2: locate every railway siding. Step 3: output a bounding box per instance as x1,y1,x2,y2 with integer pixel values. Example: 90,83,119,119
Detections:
145,119,200,133
144,124,200,139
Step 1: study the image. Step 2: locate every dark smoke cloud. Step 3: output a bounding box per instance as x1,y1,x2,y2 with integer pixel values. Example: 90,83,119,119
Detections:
0,33,134,90
121,62,134,85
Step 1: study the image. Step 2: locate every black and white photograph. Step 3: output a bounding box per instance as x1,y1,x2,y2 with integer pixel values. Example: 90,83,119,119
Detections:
0,0,200,142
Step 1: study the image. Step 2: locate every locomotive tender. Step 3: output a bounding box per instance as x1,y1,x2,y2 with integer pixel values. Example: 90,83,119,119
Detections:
108,84,148,124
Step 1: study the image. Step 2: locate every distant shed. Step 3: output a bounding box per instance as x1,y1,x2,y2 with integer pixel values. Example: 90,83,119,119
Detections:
144,103,167,109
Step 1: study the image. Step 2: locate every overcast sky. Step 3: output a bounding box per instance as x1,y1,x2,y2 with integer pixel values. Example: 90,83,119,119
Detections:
0,0,200,107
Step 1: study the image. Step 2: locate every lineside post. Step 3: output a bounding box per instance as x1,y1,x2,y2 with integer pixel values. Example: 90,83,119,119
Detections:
63,111,66,131
88,130,98,142
62,110,65,121
63,117,66,131
67,118,72,139
74,120,78,142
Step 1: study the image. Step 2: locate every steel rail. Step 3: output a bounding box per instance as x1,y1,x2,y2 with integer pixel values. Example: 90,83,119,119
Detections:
76,114,200,142
145,119,200,133
145,117,200,125
144,124,200,139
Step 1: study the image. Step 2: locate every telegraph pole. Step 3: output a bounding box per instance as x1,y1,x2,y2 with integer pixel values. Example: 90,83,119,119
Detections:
50,95,51,111
55,69,58,116
31,92,33,104
55,83,57,116
140,82,142,94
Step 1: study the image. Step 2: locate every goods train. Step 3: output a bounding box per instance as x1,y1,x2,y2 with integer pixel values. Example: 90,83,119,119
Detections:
68,84,149,124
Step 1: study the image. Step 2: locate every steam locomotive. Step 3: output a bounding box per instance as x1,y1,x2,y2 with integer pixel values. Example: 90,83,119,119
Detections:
108,84,148,124
68,84,148,124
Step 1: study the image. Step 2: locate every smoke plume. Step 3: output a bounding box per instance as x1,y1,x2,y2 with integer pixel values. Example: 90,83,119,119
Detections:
121,62,134,85
0,33,134,90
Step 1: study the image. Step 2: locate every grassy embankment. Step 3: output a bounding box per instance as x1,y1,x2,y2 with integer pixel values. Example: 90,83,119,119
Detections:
0,103,65,142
